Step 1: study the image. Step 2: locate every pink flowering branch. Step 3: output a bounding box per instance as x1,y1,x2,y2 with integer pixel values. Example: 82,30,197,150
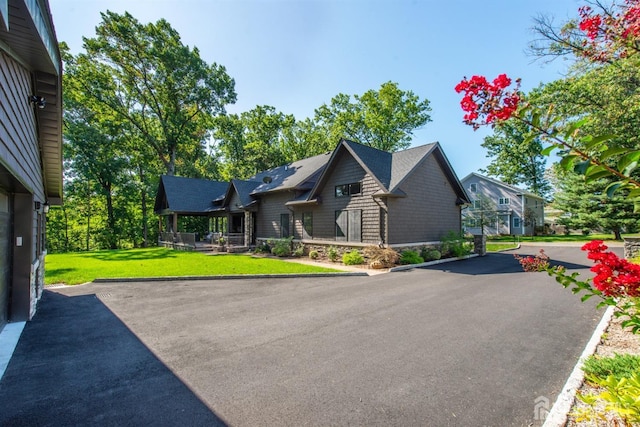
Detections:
454,73,640,188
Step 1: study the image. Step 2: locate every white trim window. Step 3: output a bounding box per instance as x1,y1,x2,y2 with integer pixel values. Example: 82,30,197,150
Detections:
470,183,477,193
499,197,510,205
513,217,520,228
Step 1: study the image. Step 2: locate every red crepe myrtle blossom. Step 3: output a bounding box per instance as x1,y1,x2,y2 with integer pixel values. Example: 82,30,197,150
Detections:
515,241,640,299
455,74,521,130
578,0,640,61
582,240,640,297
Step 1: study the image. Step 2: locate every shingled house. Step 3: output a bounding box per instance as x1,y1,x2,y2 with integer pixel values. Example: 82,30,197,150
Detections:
460,173,544,236
155,139,470,250
0,0,63,329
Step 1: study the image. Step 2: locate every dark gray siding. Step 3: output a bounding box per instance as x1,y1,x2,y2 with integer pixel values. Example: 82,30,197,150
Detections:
298,153,382,243
228,190,243,213
387,155,461,244
0,191,9,329
0,51,45,200
255,191,295,239
1,48,45,322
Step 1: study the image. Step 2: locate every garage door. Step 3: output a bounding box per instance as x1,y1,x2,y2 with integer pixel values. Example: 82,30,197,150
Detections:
0,192,10,330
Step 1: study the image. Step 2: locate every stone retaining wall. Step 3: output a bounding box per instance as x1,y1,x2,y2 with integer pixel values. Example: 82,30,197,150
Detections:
624,237,640,259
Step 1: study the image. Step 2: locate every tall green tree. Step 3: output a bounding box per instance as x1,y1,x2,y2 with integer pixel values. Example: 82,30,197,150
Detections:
551,166,638,240
481,119,551,198
66,11,236,176
313,81,431,152
214,105,295,179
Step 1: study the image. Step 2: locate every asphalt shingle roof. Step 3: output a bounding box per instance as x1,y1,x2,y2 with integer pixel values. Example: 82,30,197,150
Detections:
155,175,228,214
342,140,393,189
388,143,436,192
249,152,332,194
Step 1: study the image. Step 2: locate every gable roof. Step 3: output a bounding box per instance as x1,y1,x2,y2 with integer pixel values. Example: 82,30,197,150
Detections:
224,179,261,209
308,139,469,203
461,172,544,200
154,175,228,214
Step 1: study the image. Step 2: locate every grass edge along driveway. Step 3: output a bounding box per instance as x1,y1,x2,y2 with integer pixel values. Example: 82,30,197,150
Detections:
45,248,341,285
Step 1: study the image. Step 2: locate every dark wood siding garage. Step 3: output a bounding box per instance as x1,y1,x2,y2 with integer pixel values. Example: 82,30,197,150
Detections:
0,191,10,329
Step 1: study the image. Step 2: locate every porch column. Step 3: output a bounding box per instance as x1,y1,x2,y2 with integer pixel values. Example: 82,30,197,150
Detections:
172,213,178,233
244,211,252,247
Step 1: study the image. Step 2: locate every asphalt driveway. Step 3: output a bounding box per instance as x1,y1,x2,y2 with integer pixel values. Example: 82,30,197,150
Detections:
0,246,611,426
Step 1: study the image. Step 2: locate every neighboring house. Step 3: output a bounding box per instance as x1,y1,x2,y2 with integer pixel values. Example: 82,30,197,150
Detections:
155,139,470,249
0,0,63,330
460,173,544,236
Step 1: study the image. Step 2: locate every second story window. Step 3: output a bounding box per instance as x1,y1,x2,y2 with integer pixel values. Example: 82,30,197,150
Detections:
470,183,477,193
335,182,362,197
499,197,510,205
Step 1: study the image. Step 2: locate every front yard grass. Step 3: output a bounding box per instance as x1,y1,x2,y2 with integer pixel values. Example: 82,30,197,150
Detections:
45,248,341,285
487,233,622,243
486,242,518,252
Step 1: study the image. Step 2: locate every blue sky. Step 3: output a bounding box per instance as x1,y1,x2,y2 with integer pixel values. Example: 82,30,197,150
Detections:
49,0,582,178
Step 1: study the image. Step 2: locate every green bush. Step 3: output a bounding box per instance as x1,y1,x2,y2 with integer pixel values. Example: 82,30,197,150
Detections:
342,250,364,265
420,247,441,261
583,354,640,382
293,244,305,257
309,250,319,260
575,373,640,424
270,237,293,257
327,246,339,262
363,246,399,267
440,231,472,258
400,250,424,265
254,241,271,254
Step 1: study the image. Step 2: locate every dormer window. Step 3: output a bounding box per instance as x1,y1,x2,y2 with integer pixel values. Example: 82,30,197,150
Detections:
335,182,362,197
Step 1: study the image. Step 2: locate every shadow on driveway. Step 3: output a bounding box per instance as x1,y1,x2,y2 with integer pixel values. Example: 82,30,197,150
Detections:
418,251,591,275
0,291,227,426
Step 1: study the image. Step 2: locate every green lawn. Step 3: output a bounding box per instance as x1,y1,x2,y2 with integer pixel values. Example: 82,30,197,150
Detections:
486,233,625,243
486,242,518,252
45,248,340,285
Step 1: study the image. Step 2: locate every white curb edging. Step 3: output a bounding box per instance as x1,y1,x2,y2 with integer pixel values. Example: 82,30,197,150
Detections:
542,305,615,427
0,321,26,381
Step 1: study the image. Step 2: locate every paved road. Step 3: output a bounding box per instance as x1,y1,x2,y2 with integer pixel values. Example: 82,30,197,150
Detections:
0,246,612,426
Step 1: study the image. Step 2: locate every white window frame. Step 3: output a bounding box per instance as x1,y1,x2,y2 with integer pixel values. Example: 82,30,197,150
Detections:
499,197,510,205
470,183,477,193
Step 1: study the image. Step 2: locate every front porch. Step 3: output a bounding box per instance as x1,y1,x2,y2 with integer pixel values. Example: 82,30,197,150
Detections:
157,210,255,253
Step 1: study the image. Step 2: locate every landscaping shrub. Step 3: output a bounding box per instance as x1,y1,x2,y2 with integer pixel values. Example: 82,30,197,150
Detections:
363,246,399,267
342,250,364,265
293,244,305,257
327,246,339,262
309,250,319,260
400,250,424,265
582,354,640,382
270,237,293,257
254,241,271,254
420,247,441,261
440,231,472,258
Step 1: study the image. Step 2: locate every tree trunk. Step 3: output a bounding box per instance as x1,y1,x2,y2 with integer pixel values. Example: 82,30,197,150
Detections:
62,205,69,252
167,147,176,176
613,228,622,241
135,164,149,248
141,187,148,248
105,183,117,250
86,180,91,251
